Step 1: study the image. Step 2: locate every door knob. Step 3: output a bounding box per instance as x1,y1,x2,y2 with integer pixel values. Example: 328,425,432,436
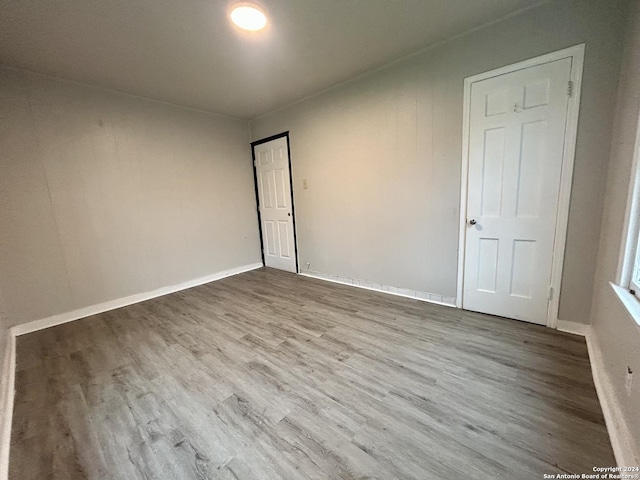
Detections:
468,219,477,225
288,213,291,217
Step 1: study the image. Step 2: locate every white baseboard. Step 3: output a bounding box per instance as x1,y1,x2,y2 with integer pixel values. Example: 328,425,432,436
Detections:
12,262,264,337
557,320,639,466
556,319,591,336
0,331,15,480
299,271,456,307
585,328,640,467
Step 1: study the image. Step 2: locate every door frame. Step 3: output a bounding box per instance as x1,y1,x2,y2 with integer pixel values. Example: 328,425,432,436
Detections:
251,131,300,273
456,44,585,328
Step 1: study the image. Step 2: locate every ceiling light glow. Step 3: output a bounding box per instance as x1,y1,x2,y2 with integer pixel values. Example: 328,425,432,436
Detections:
230,5,267,31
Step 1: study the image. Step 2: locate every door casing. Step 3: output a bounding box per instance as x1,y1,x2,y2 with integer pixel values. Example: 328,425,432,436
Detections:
456,44,585,328
251,132,299,273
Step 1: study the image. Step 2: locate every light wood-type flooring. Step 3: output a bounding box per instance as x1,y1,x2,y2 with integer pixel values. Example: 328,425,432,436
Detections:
10,267,615,479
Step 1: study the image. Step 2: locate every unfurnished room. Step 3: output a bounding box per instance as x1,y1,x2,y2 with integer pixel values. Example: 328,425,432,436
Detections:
0,0,639,479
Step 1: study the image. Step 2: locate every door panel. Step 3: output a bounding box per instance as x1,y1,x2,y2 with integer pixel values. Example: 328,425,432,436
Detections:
264,221,276,256
277,220,291,258
515,120,546,217
463,57,572,325
510,239,535,298
259,171,274,208
274,168,288,208
477,238,499,293
480,127,505,217
254,136,297,273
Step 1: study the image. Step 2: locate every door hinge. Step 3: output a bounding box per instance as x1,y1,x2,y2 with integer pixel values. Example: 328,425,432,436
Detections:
567,80,573,97
548,286,554,301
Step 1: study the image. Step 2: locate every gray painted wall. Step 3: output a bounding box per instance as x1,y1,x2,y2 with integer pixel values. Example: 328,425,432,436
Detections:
0,67,262,327
249,0,627,324
590,0,640,458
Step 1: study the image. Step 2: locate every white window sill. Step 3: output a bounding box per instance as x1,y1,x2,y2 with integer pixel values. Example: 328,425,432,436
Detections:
610,282,640,328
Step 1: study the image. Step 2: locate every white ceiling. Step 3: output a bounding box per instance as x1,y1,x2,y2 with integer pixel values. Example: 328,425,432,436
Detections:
0,0,542,119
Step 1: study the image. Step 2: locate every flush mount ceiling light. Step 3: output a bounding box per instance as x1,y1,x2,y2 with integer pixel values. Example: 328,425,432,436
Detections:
230,4,267,31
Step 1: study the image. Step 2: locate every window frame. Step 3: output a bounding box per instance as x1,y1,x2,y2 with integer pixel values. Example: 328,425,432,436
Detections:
618,108,640,302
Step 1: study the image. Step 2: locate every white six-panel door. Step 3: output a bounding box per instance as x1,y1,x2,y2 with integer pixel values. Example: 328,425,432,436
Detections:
463,58,572,325
254,136,297,273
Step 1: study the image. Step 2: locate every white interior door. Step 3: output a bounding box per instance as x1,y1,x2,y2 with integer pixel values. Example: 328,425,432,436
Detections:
462,57,572,325
254,136,297,273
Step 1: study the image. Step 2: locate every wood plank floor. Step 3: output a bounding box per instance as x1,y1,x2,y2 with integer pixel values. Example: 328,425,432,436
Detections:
10,267,615,479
